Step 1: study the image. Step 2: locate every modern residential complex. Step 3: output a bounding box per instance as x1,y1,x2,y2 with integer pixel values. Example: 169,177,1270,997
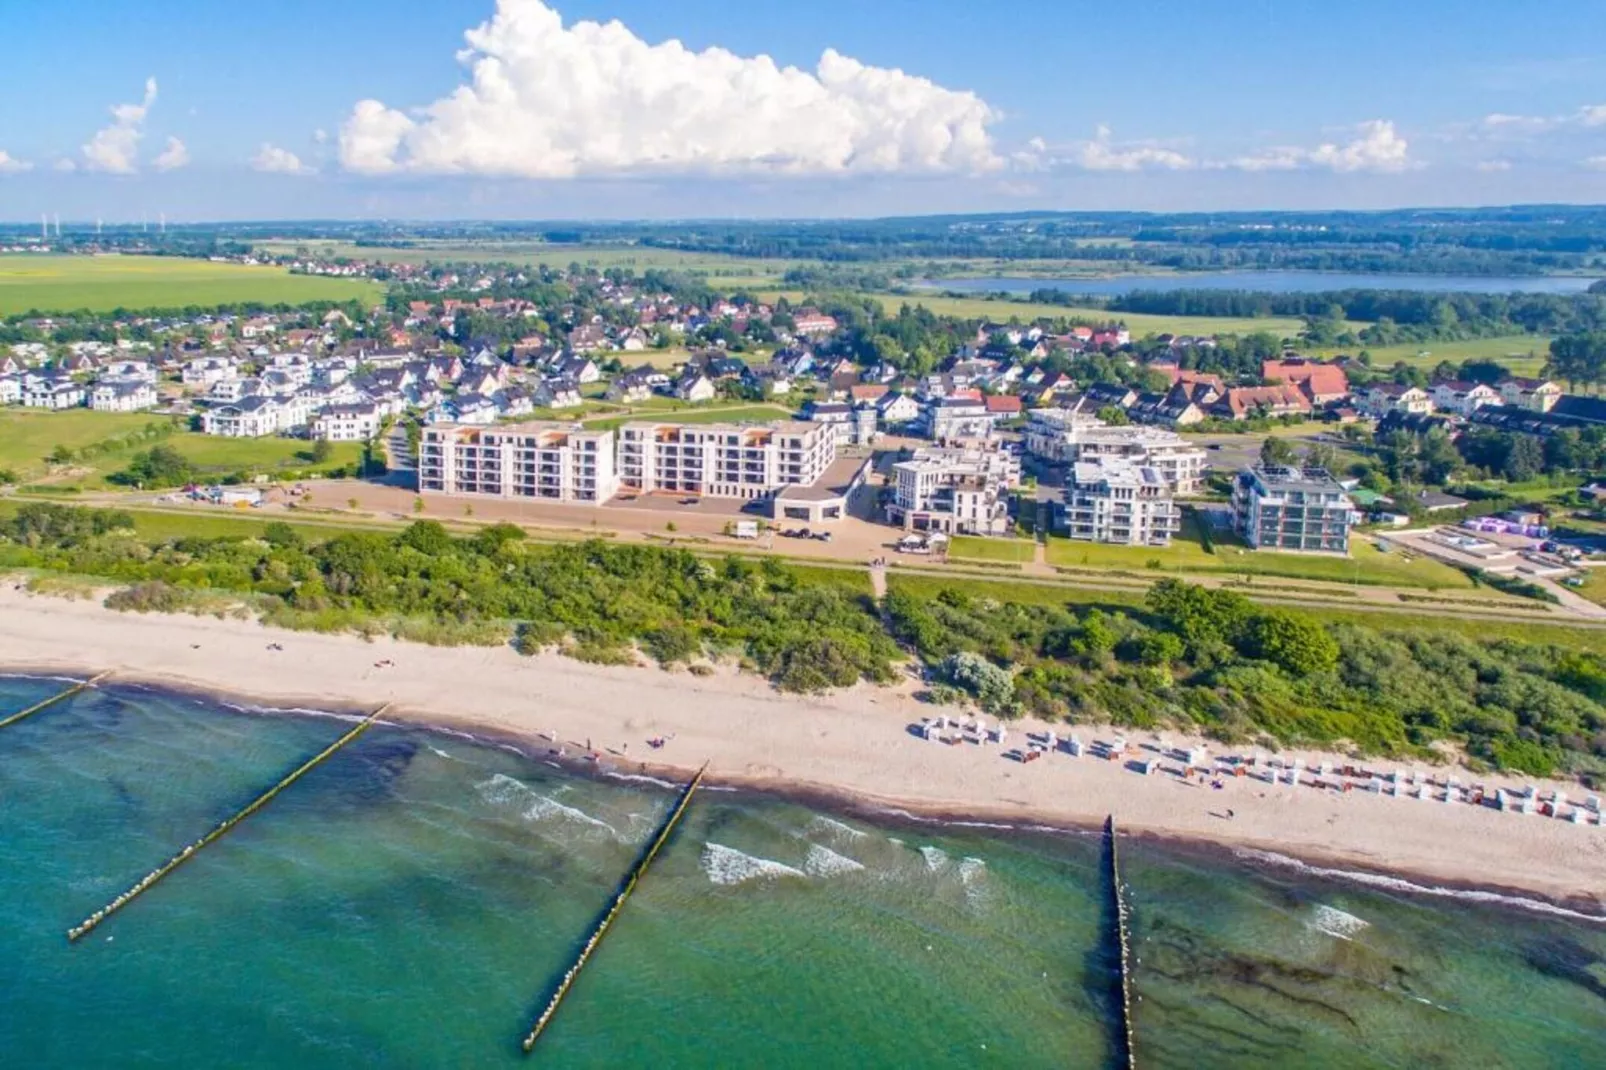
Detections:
616,420,835,499
887,441,1022,536
418,421,618,503
1062,458,1181,546
1024,409,1209,494
1232,465,1354,553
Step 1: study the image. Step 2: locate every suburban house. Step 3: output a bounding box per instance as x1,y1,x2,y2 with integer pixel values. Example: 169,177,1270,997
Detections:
181,357,240,388
676,373,717,403
1431,380,1503,416
1262,358,1350,404
201,395,308,437
875,391,921,425
1498,377,1562,412
22,377,87,409
1357,383,1434,418
89,380,158,412
310,402,382,442
1212,384,1313,421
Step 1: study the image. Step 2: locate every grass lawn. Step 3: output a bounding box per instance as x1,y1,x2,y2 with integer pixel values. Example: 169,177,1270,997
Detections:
0,255,381,315
582,403,795,432
1310,335,1550,377
0,410,165,480
885,571,1146,611
1045,516,1472,589
0,410,362,488
948,535,1037,563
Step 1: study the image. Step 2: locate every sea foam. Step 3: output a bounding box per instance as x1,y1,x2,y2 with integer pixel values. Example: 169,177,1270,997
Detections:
804,843,866,878
1310,904,1369,940
701,842,805,886
476,774,618,838
1237,848,1606,925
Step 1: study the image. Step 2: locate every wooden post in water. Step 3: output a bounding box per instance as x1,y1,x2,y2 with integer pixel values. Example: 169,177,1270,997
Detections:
66,704,390,942
1107,815,1138,1069
0,672,112,731
520,763,709,1054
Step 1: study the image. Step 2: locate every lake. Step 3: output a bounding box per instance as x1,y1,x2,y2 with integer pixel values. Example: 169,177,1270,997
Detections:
918,271,1603,297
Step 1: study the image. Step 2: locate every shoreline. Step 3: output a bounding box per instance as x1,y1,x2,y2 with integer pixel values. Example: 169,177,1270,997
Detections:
16,664,1606,925
1,585,1603,919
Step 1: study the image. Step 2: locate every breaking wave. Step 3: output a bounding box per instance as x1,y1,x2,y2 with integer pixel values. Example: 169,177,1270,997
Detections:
476,774,618,838
1310,904,1369,940
804,843,866,878
701,843,805,886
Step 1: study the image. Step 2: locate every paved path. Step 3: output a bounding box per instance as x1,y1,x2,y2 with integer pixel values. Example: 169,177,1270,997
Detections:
869,562,888,599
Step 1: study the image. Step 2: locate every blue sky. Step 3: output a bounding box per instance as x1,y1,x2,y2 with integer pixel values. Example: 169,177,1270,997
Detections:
2,0,1604,220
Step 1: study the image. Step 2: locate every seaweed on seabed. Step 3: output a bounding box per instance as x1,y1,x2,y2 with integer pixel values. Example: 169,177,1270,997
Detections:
1523,935,1606,1002
305,732,418,803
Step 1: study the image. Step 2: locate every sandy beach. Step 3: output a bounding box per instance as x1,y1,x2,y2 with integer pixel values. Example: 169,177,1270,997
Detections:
1,584,1602,915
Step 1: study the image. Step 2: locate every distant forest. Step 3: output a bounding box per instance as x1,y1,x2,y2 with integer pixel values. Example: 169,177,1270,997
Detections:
7,206,1606,276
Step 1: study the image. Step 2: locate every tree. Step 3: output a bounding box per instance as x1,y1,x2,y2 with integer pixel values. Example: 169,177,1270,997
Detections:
1302,441,1337,473
1096,405,1130,426
1503,434,1544,482
1242,610,1339,676
1260,436,1297,467
940,651,1017,715
309,438,333,465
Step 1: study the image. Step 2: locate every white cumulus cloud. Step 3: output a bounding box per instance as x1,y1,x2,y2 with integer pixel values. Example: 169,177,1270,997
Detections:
1585,156,1606,171
251,144,313,174
0,151,32,175
1228,120,1412,173
82,77,158,174
1309,120,1412,172
153,136,189,171
1070,125,1193,171
1579,104,1606,127
1475,159,1513,172
338,0,1000,178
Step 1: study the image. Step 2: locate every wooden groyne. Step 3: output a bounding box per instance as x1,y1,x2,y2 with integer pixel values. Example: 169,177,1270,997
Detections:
520,763,709,1054
1106,815,1137,1069
0,672,112,731
66,704,390,943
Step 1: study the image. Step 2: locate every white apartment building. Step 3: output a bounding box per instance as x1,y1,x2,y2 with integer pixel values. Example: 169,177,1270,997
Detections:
200,394,315,437
182,357,240,388
617,421,835,499
310,402,382,442
89,380,158,412
1233,465,1353,553
1062,458,1180,546
888,442,1022,536
924,394,999,440
22,377,86,409
0,375,20,405
418,421,618,503
1024,409,1208,494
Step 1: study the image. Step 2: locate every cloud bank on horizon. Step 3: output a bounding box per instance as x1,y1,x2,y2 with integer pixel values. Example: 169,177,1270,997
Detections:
338,0,1001,178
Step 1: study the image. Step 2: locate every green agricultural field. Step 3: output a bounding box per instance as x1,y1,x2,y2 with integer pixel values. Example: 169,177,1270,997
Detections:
947,535,1037,563
0,254,382,315
758,288,1309,338
1045,517,1473,589
254,240,799,283
1310,334,1551,376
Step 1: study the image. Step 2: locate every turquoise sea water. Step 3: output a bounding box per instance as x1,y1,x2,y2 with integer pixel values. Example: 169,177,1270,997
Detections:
1,675,1603,1068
